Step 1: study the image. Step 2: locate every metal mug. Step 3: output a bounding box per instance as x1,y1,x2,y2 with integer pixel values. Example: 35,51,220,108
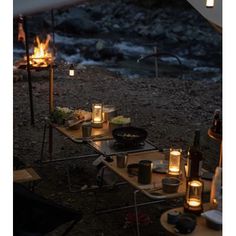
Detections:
82,122,92,140
116,153,128,168
138,160,153,184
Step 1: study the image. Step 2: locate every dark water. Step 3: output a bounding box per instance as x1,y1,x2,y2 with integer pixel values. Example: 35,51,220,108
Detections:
13,32,221,81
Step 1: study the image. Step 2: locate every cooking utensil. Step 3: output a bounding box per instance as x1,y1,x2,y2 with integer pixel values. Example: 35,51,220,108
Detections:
112,126,147,146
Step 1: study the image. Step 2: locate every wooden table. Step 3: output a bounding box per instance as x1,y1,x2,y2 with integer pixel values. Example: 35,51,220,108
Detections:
102,150,212,200
40,121,112,163
52,122,113,143
101,150,212,236
160,204,222,236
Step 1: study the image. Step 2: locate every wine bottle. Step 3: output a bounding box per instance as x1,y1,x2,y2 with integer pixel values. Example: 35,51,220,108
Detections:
212,109,222,134
186,130,203,178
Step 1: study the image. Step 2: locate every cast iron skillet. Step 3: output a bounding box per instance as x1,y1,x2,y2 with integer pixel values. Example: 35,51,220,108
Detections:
112,126,148,146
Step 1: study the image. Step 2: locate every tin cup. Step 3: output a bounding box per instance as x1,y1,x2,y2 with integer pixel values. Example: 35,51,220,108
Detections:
82,122,92,140
116,153,128,168
138,160,153,184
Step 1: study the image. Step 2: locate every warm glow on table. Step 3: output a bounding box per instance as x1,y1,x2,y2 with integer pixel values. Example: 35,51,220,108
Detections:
187,198,201,207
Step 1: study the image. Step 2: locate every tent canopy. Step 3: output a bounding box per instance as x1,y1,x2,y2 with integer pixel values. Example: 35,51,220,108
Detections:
14,0,222,31
13,0,91,17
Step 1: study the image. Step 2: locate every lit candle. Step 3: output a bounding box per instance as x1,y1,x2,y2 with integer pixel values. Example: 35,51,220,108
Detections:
184,179,203,214
187,198,201,207
168,149,181,176
206,0,214,8
92,103,103,127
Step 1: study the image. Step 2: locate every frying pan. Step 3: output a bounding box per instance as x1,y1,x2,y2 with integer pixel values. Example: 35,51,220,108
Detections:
112,126,148,146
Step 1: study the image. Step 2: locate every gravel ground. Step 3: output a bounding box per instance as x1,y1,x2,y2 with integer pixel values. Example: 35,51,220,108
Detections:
13,64,222,235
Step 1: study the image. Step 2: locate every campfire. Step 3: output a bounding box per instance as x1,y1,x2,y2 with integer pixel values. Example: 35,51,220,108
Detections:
26,34,53,68
15,34,53,69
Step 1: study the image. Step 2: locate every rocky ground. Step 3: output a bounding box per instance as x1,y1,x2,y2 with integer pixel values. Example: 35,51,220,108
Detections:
13,0,222,235
14,63,221,235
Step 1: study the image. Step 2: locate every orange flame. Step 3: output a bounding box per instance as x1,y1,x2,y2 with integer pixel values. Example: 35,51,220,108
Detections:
28,34,53,67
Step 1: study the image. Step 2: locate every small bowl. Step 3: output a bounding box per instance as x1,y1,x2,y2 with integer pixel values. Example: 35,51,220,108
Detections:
202,210,222,231
162,177,180,193
206,218,222,230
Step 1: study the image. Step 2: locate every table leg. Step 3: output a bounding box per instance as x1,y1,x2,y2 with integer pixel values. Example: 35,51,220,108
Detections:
48,124,53,160
134,190,141,236
40,121,47,162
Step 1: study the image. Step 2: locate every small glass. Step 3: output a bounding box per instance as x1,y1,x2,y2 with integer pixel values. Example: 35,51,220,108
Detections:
82,122,92,140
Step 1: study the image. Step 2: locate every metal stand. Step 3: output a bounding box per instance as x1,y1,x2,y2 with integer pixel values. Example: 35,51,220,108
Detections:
23,16,35,126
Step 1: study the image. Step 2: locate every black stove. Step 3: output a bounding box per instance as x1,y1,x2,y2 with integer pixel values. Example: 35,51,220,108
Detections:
88,139,157,156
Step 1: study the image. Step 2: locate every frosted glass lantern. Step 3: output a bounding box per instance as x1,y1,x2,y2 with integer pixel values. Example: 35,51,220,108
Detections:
168,149,182,176
184,179,203,214
206,0,214,8
92,103,103,128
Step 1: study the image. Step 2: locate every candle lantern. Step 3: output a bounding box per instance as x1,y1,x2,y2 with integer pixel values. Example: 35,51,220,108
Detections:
69,64,75,77
168,148,182,176
206,0,214,8
92,103,103,128
184,179,203,215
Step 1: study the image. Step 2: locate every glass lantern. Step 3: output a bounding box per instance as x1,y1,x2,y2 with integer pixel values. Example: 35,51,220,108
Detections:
69,64,75,77
206,0,214,8
184,179,203,215
92,103,103,128
168,148,182,176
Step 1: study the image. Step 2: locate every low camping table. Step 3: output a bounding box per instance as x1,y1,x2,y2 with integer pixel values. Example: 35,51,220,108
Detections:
40,121,113,163
100,150,212,236
52,122,113,143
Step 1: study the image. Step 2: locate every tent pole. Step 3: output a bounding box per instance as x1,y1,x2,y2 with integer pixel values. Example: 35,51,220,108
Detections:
48,62,54,159
23,16,35,126
51,9,56,55
48,10,55,160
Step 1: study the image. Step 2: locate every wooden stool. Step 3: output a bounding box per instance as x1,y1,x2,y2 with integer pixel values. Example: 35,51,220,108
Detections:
13,168,41,191
160,204,222,236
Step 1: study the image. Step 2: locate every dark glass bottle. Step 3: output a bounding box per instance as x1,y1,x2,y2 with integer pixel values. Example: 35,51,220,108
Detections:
211,109,222,134
186,130,203,178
